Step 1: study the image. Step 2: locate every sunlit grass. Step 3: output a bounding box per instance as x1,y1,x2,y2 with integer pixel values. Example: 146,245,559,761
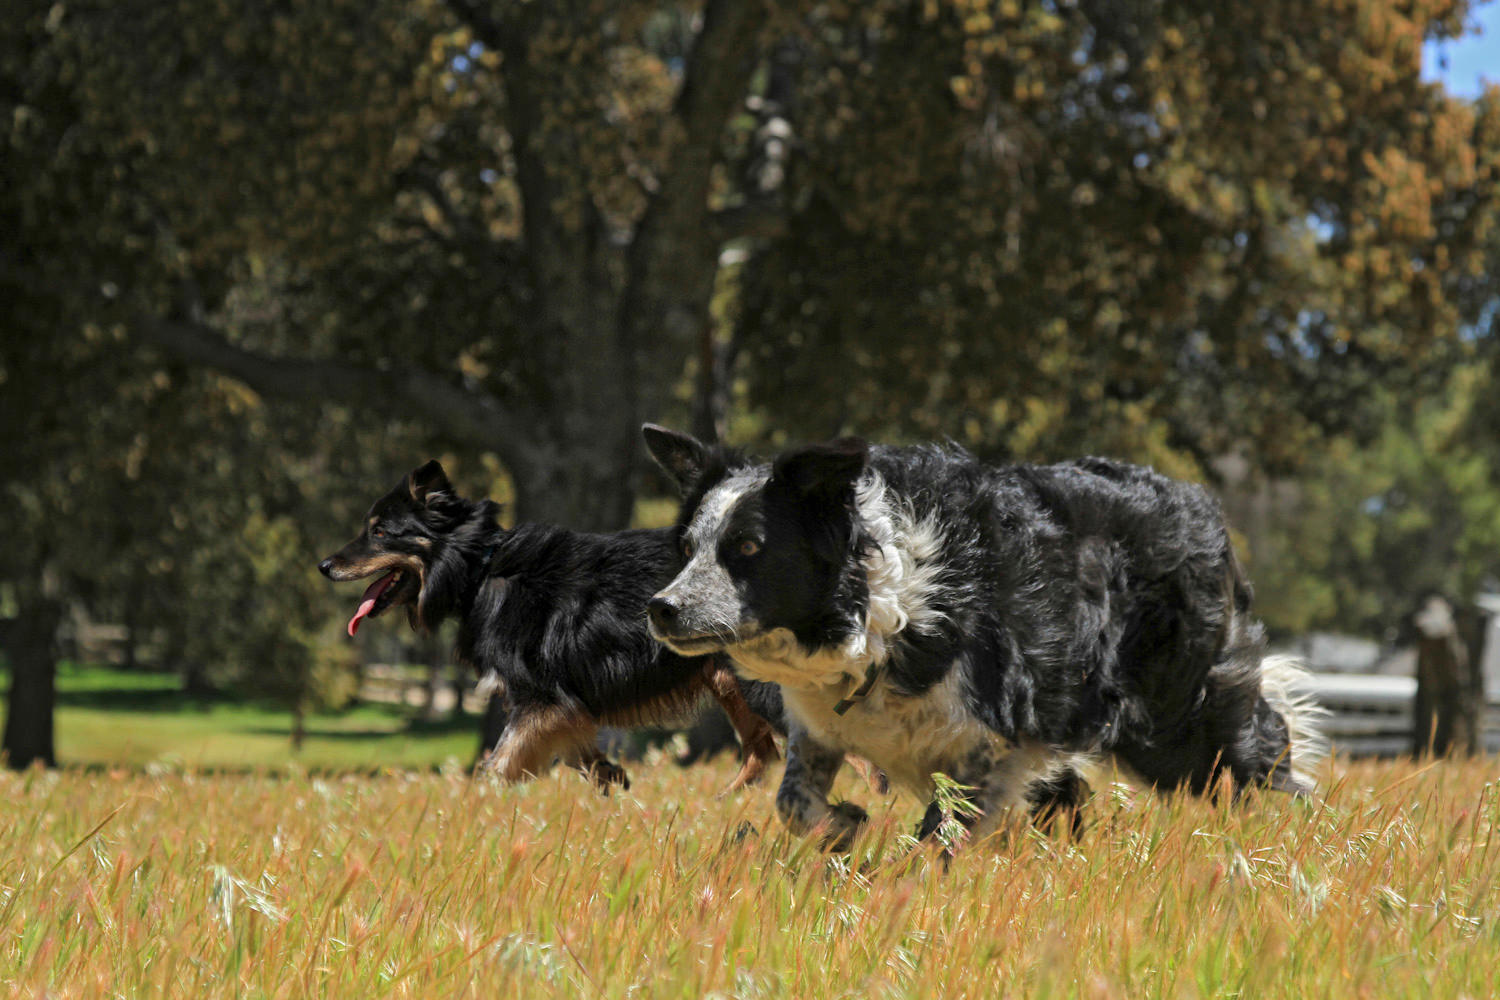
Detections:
54,701,477,773
1,755,1495,998
6,664,480,772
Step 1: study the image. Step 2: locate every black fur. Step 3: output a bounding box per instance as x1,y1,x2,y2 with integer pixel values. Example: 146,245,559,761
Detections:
465,522,709,719
319,462,782,791
645,427,1317,848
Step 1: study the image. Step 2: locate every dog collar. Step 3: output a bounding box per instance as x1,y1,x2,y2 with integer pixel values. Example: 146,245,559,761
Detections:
833,662,882,715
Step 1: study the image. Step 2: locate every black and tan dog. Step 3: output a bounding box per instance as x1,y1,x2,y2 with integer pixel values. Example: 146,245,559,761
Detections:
319,460,780,793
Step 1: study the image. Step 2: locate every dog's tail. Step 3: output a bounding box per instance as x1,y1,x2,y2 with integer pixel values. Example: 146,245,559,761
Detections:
1258,654,1330,794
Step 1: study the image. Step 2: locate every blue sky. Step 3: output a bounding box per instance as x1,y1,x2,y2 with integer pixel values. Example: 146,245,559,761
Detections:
1424,2,1500,98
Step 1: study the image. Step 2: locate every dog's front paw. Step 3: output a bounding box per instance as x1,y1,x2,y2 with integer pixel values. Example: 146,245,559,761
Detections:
586,759,631,793
818,801,869,852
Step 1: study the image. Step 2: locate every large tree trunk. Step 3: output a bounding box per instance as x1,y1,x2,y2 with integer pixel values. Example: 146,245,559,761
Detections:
133,1,769,534
2,593,63,769
506,358,641,531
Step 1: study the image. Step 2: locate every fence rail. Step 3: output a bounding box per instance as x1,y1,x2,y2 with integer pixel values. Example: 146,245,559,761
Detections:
1294,673,1500,757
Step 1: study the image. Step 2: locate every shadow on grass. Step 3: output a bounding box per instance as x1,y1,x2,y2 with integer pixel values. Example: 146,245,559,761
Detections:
236,712,479,741
54,685,476,731
56,688,211,711
52,759,485,778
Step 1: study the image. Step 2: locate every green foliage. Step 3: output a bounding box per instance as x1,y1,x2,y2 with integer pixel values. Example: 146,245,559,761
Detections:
1252,363,1500,635
5,0,1500,759
0,2,435,725
738,0,1500,473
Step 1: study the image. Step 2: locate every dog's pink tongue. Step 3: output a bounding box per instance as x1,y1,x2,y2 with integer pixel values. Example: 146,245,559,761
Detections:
347,573,396,637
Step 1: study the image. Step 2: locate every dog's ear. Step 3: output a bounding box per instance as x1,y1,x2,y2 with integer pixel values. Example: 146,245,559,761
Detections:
771,438,868,500
407,460,453,506
643,424,711,494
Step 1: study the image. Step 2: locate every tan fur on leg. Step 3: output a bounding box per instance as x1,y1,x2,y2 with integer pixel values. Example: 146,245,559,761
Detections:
566,740,631,793
484,704,597,784
845,754,890,795
703,659,781,795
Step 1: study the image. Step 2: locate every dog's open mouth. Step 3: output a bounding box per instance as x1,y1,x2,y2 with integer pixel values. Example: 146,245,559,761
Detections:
346,570,419,636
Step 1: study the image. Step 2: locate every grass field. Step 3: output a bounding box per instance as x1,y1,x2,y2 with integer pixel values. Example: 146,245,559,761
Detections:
1,751,1496,998
25,664,479,772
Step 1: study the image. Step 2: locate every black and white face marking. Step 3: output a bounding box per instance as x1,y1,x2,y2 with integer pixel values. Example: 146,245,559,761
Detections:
647,467,772,654
647,439,878,687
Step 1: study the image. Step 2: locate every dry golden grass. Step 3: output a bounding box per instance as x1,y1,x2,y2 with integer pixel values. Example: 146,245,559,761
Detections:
1,754,1496,998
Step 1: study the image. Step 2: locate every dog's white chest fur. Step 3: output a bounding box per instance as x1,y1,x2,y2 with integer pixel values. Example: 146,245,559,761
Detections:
781,670,1008,797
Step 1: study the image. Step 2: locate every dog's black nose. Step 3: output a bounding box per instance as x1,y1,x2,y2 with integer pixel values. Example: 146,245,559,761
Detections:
318,558,336,578
647,596,679,631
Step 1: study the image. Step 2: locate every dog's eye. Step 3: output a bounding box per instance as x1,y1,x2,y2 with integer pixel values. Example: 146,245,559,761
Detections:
372,528,386,539
738,539,760,557
682,537,695,559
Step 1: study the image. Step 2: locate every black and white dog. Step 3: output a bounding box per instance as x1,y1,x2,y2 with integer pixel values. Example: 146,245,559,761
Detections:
642,426,1324,850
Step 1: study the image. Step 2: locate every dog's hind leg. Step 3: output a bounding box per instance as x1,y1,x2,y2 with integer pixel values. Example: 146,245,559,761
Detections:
484,704,613,787
702,659,780,794
1118,646,1325,799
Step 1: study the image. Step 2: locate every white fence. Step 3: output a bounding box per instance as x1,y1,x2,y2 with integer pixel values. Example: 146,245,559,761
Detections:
1295,672,1500,757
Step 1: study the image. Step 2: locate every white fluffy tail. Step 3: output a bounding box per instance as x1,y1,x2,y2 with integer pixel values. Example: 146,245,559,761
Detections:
1259,654,1330,792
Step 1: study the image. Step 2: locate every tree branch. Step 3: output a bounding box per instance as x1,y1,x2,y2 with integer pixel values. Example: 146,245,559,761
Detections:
130,314,540,473
442,0,514,52
671,0,767,152
709,203,790,243
443,0,561,278
621,0,773,353
396,164,488,246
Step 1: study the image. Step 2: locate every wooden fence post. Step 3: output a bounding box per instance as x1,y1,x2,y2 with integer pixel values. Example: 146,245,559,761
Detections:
1411,595,1479,758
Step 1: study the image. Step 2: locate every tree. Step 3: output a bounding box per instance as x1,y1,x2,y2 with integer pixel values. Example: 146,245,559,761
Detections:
7,0,1500,766
1245,361,1500,638
1,3,426,764
31,1,1500,517
735,1,1500,476
46,0,780,530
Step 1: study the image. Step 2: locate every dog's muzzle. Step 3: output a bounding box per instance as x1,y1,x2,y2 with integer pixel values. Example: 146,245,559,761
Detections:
646,595,730,654
646,595,680,635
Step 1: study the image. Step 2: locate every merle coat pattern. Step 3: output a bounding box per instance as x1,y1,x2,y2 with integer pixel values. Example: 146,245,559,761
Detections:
642,426,1324,850
319,461,781,793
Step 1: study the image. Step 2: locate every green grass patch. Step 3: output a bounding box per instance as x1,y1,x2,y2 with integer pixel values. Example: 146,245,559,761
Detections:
5,663,480,772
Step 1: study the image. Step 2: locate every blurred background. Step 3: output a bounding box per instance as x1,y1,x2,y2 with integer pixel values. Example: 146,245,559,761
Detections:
3,0,1498,771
